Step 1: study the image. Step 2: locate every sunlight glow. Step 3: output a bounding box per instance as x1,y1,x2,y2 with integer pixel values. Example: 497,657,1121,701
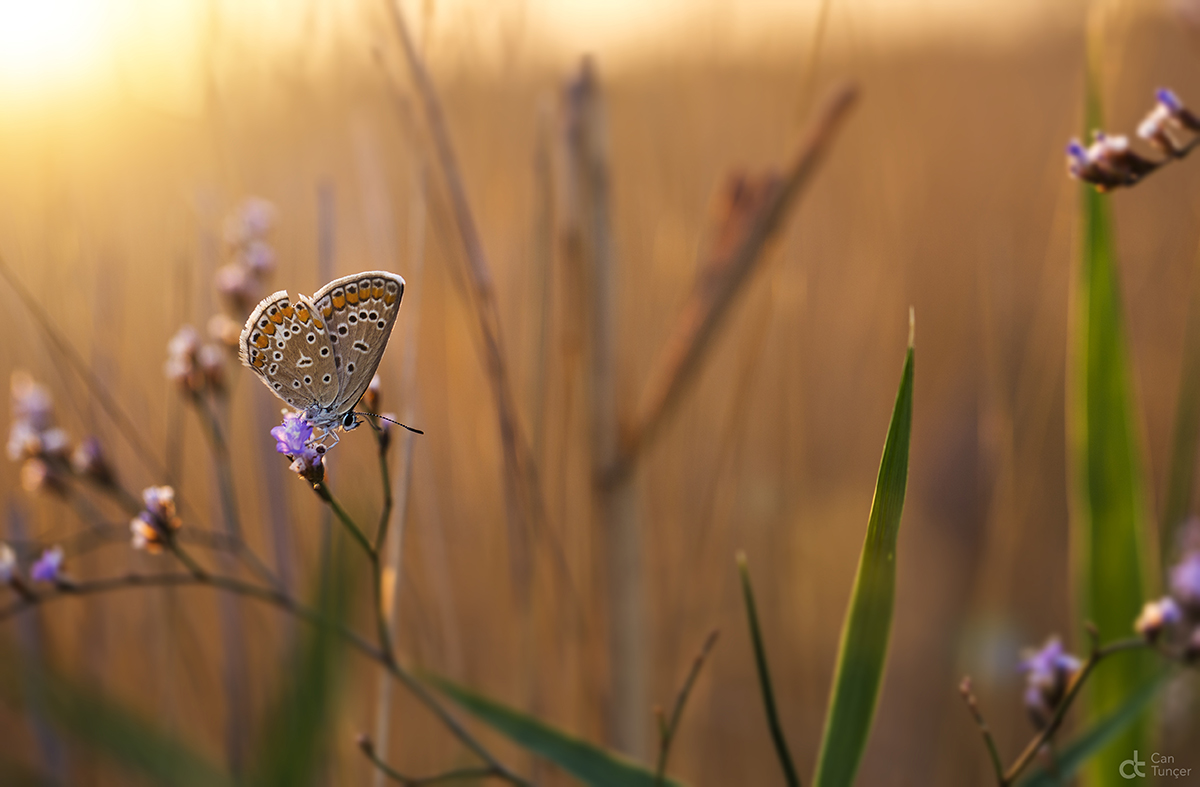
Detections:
0,0,113,98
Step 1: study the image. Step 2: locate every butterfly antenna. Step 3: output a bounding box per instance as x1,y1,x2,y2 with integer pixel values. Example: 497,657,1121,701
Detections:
360,411,424,435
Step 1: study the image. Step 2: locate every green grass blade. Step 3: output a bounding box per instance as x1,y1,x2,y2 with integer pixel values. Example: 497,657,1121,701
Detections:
737,552,801,787
811,331,913,787
0,650,233,787
1018,670,1169,787
425,673,686,787
1069,70,1157,786
250,549,349,787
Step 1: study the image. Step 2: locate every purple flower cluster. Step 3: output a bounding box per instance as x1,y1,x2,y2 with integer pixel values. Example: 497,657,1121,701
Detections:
1019,636,1082,729
0,542,66,589
130,485,182,554
7,371,116,494
216,197,277,316
1136,522,1200,658
29,546,65,584
1067,88,1200,191
271,411,324,483
165,325,226,396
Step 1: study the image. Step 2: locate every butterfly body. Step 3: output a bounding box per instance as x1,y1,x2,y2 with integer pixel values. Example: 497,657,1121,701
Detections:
240,271,405,436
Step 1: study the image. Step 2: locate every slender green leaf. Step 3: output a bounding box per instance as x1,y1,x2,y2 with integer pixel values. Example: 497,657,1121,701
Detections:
425,673,686,787
737,552,800,787
0,651,232,787
250,548,349,787
1018,670,1169,787
1069,65,1157,786
811,332,913,787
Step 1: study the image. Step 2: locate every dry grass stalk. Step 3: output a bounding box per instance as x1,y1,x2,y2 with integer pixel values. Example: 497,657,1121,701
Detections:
382,0,545,597
372,162,427,787
558,58,644,754
612,83,859,484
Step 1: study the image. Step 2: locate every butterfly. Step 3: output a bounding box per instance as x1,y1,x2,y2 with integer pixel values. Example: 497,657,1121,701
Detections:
239,270,405,442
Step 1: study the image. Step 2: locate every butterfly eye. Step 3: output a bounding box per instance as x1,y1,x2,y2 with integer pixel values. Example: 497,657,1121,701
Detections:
341,412,358,430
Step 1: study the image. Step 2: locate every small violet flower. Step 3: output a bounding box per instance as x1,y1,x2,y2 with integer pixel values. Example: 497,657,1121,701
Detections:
130,485,182,553
1169,551,1200,612
272,411,313,454
1019,636,1082,729
1065,132,1157,191
271,411,324,483
165,325,224,395
216,198,276,315
1135,596,1184,643
30,546,64,584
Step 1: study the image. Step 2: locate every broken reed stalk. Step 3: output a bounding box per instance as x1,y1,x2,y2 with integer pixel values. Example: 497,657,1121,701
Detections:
609,83,859,484
372,162,428,787
382,0,544,610
558,58,646,756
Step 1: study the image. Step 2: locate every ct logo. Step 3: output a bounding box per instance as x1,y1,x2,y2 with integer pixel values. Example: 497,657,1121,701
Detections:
1120,751,1146,779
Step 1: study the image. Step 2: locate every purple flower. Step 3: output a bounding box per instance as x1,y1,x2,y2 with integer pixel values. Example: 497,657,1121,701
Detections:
1170,551,1200,611
30,546,64,583
1066,132,1158,190
272,411,313,455
271,411,324,483
1158,87,1184,114
1020,636,1081,688
1019,636,1081,729
131,485,182,553
1135,596,1184,642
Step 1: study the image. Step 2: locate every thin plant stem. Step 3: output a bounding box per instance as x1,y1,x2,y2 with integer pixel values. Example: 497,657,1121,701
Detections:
168,542,209,580
313,482,374,560
380,0,550,612
654,629,719,783
737,554,801,787
363,751,500,787
1001,636,1149,784
612,84,859,484
373,161,426,787
961,631,1152,786
191,392,282,590
188,390,251,774
0,572,528,785
312,481,393,662
958,678,1005,786
374,425,394,553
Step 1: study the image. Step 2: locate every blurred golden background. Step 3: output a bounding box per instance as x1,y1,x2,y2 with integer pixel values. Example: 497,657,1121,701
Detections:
0,0,1198,784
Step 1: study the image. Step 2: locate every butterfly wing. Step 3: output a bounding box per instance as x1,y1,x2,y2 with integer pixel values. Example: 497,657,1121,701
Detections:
308,271,404,414
240,289,340,412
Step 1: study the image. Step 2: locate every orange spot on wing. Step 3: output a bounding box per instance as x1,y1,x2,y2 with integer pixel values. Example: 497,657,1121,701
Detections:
253,356,266,368
384,292,398,305
296,306,310,323
372,284,383,298
269,310,284,324
261,322,276,336
312,318,324,330
280,305,294,319
254,334,269,348
346,289,359,305
332,293,345,309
